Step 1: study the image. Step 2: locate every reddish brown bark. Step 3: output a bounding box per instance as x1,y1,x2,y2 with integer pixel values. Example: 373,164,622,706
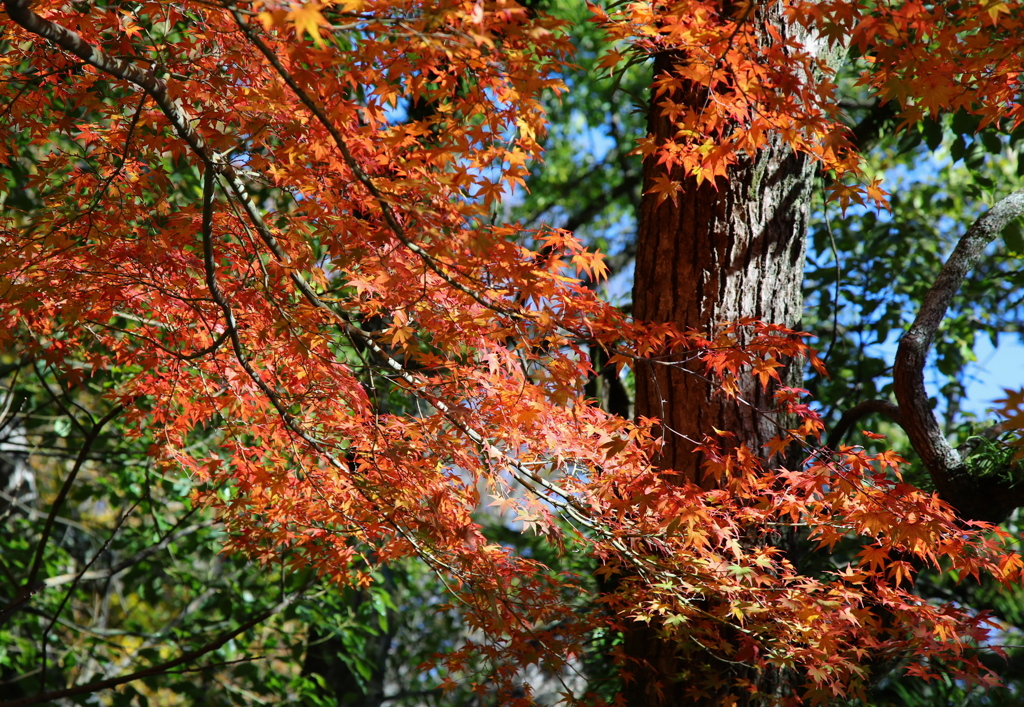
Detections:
624,50,815,704
633,53,814,481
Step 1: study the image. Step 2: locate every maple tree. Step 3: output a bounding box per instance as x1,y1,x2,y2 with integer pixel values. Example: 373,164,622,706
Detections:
4,0,1024,704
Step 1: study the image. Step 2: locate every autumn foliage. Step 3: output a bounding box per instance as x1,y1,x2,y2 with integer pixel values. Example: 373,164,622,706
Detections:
3,0,1024,702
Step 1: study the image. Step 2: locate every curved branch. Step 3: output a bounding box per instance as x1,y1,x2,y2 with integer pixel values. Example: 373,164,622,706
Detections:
894,187,1024,520
825,399,902,450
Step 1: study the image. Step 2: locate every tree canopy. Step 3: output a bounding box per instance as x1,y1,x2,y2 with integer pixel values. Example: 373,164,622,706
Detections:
4,0,1024,704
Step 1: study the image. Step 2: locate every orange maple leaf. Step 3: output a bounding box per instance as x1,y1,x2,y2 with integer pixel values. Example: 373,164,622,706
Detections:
646,174,683,205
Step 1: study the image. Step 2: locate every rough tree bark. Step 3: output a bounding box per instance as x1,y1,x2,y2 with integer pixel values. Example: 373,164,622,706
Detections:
625,46,816,704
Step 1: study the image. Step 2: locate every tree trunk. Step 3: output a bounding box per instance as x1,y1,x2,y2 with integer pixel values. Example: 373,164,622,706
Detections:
625,47,816,704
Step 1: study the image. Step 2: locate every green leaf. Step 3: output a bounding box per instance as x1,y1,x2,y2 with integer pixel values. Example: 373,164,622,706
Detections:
922,119,943,152
1005,219,1024,254
951,133,968,161
952,109,978,137
981,130,1004,154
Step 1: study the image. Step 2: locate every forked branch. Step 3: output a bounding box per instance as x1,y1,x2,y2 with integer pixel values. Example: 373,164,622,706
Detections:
892,187,1024,521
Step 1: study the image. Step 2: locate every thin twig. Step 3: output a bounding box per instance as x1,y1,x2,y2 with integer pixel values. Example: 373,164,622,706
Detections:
13,404,126,608
40,499,140,691
0,585,310,707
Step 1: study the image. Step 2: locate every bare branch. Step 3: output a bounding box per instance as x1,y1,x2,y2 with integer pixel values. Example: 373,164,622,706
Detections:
894,187,1024,520
40,500,140,691
825,399,902,450
41,517,216,589
0,403,128,627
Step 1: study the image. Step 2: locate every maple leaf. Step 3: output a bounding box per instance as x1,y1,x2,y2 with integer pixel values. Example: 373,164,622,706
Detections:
807,664,829,684
119,11,143,38
7,0,1024,700
287,2,328,46
571,250,609,281
763,435,790,460
596,49,623,72
646,174,683,205
857,545,889,571
752,357,783,388
984,0,1011,23
865,178,890,208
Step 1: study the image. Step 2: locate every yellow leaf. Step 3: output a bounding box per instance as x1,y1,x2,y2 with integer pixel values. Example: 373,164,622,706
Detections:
257,9,287,29
287,3,327,46
516,116,536,143
986,0,1010,23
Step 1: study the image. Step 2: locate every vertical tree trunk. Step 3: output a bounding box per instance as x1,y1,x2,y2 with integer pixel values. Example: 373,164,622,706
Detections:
625,46,816,704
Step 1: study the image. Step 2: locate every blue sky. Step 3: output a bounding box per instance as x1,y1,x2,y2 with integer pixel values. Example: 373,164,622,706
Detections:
964,333,1024,416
